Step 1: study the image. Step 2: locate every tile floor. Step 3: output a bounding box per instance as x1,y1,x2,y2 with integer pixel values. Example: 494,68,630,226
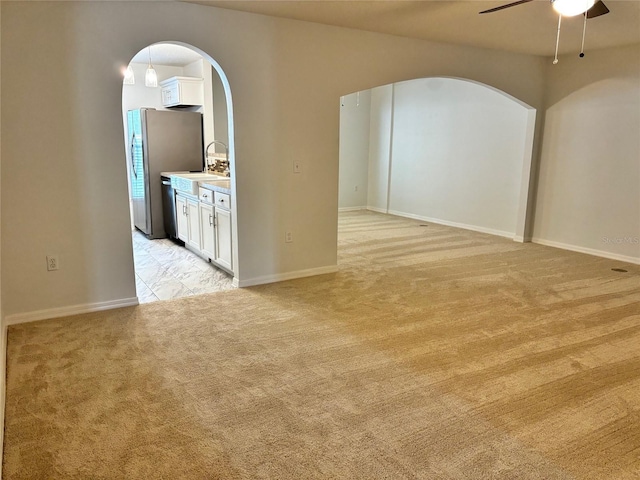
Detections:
132,230,234,303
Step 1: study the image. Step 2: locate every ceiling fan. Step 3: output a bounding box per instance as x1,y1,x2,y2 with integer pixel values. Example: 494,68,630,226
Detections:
479,0,609,18
479,0,610,63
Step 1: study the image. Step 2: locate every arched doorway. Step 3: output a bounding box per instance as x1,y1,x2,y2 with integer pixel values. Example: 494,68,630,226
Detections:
121,42,237,303
338,77,536,242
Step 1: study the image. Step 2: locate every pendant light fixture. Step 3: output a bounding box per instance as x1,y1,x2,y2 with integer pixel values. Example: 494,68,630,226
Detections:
123,65,135,85
552,0,596,17
145,46,158,88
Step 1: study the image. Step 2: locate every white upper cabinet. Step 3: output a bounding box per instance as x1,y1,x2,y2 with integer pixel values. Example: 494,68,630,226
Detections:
160,76,204,107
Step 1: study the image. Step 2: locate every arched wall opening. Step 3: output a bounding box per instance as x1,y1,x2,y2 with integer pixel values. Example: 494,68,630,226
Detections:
338,76,537,241
121,41,239,302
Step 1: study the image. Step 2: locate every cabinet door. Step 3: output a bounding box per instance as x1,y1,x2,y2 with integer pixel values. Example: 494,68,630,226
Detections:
187,198,201,250
161,87,172,106
176,195,188,242
161,83,179,107
199,203,215,260
214,208,232,270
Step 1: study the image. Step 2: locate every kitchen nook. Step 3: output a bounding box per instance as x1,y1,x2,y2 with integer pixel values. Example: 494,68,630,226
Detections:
123,43,236,303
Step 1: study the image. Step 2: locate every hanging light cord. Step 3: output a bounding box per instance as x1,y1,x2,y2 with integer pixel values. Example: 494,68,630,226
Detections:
580,11,588,58
553,14,562,65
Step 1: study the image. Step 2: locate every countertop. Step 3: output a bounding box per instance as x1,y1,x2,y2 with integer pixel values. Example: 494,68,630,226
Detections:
199,179,231,195
160,170,202,177
162,171,232,195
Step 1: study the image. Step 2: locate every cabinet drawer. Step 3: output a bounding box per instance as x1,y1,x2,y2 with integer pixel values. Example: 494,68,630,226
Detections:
214,192,231,210
198,187,214,204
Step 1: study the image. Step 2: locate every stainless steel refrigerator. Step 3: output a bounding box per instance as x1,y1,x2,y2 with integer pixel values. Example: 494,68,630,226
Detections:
127,108,203,239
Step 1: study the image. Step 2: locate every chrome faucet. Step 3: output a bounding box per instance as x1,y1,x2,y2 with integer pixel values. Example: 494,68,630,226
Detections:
205,140,229,176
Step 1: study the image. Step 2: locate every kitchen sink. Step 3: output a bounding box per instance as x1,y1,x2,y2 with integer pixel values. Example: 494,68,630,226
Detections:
170,173,228,195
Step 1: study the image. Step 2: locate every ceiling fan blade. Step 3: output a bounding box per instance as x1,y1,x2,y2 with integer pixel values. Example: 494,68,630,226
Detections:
479,0,534,15
587,0,610,18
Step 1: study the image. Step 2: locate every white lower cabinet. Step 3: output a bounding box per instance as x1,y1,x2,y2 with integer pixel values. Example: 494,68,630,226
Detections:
186,198,201,250
176,193,201,250
214,208,232,271
199,202,215,260
176,194,188,243
178,186,233,273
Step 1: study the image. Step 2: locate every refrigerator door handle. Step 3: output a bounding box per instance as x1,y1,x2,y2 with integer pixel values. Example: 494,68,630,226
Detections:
130,133,137,179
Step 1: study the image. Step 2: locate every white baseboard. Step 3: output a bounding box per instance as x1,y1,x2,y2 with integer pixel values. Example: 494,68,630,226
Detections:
338,206,367,212
513,235,532,243
366,206,388,214
0,321,6,479
4,297,139,326
531,238,640,265
233,265,339,288
386,209,515,239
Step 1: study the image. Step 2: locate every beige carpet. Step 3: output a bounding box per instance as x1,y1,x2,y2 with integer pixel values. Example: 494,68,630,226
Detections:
4,211,640,479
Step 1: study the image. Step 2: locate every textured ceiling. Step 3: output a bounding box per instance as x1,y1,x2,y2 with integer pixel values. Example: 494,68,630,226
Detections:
130,43,204,66
182,0,640,57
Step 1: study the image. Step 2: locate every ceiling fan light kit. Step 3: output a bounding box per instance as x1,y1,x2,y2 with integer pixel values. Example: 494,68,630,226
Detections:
479,0,610,64
552,0,596,17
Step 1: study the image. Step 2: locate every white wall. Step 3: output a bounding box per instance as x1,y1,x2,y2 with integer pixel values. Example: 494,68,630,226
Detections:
338,91,371,209
183,58,216,150
367,85,394,212
387,78,530,237
1,1,548,319
533,45,640,263
182,59,202,78
201,61,215,149
211,67,229,154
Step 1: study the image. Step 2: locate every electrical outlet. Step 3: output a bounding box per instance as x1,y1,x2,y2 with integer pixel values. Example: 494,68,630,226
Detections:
285,231,293,243
354,185,359,192
293,161,301,174
47,255,59,271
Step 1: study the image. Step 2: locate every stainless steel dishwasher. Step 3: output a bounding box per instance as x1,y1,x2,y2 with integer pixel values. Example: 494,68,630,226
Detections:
161,176,183,243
